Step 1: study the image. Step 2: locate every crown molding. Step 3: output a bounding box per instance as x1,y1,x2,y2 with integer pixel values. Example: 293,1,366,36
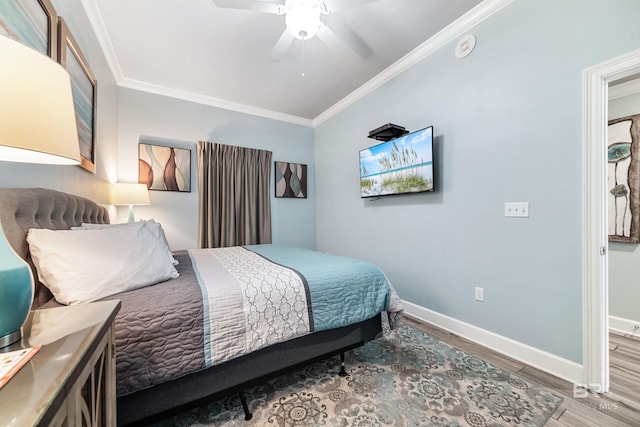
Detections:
118,77,314,127
312,0,514,127
81,0,123,82
82,0,512,128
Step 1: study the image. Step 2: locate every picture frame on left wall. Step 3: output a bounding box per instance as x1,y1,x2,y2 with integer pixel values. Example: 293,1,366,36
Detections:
0,0,58,59
58,18,97,173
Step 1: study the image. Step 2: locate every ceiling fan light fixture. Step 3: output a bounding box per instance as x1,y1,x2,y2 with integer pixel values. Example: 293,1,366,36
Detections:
285,0,322,40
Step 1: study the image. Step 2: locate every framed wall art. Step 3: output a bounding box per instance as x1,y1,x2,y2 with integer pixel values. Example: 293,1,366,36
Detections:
275,161,307,198
139,143,191,192
58,18,97,173
608,113,640,243
0,0,58,59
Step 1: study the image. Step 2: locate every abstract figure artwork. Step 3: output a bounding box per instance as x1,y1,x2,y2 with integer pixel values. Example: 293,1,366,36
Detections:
275,161,307,198
608,114,640,243
139,143,191,192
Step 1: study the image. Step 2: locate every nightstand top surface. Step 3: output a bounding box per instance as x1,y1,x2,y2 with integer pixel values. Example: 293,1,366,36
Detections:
0,300,120,426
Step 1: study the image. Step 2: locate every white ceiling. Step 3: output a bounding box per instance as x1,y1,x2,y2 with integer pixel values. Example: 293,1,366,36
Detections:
82,0,493,126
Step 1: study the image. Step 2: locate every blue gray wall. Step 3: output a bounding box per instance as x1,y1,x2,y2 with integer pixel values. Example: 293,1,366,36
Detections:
314,0,640,363
116,88,315,250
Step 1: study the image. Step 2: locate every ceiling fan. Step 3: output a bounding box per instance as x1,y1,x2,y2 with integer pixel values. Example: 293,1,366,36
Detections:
211,0,376,60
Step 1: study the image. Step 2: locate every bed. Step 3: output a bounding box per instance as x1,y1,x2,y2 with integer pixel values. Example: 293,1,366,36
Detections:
0,187,402,426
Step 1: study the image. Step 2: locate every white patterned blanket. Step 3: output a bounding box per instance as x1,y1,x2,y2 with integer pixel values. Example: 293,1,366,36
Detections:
190,247,313,367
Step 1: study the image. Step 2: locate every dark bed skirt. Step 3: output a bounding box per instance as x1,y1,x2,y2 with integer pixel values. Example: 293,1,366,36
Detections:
118,313,383,426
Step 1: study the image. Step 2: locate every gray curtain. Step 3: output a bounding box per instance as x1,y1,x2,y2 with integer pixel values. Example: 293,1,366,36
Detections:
197,141,272,248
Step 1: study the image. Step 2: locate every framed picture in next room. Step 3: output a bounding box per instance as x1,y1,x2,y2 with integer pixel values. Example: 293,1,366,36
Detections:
608,114,640,243
275,161,307,198
139,143,191,192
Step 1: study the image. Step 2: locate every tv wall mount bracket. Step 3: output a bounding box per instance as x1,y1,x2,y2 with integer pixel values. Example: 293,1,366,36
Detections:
367,123,409,141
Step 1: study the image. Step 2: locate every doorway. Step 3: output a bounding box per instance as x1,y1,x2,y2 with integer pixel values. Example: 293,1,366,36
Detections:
583,48,640,392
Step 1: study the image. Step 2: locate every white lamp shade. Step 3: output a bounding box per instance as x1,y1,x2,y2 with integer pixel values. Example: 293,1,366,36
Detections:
112,183,150,206
0,35,81,165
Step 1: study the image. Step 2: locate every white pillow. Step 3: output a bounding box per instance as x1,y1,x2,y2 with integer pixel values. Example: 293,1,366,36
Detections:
74,219,178,265
27,222,180,305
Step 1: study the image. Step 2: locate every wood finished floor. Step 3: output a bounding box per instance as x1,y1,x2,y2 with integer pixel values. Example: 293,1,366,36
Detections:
401,315,640,426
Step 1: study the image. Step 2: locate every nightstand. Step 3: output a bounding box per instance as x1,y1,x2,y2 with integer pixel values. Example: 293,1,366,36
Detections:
0,300,120,426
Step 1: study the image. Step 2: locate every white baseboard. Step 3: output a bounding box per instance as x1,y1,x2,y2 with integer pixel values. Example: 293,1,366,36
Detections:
609,315,640,335
402,300,583,385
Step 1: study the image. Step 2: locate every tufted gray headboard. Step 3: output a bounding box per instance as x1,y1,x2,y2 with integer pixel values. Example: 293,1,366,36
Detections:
0,188,110,308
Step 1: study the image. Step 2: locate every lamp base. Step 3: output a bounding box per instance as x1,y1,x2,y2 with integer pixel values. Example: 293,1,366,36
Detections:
128,204,135,223
0,329,21,349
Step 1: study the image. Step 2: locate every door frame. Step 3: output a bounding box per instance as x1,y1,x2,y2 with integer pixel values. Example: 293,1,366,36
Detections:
582,48,640,392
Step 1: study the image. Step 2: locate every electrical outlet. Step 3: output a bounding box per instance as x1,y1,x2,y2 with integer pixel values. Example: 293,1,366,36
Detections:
504,202,530,217
474,286,484,302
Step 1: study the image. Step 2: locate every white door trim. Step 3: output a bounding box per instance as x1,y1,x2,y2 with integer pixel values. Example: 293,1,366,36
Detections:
582,48,640,392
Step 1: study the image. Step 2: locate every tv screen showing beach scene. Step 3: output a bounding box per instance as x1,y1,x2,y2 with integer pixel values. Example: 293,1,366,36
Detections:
359,126,434,198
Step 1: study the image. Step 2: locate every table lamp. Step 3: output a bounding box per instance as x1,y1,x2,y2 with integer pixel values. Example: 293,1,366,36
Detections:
112,183,150,223
0,35,81,347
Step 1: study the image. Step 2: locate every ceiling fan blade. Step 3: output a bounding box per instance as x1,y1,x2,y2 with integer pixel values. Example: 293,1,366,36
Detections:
212,0,285,14
316,24,351,56
270,29,295,60
321,0,379,14
319,22,372,59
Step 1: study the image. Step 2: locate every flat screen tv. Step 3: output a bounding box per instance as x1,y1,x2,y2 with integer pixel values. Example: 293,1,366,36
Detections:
359,126,434,198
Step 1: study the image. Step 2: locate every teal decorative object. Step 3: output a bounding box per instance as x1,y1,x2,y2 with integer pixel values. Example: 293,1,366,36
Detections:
0,222,33,347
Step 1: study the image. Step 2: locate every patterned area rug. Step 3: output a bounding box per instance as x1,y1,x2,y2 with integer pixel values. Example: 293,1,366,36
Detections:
153,320,562,426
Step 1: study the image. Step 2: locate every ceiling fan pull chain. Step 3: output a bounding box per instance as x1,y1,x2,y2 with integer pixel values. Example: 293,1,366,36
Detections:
301,39,306,78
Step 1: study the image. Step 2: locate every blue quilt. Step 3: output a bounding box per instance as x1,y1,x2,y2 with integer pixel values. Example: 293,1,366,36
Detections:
245,244,394,332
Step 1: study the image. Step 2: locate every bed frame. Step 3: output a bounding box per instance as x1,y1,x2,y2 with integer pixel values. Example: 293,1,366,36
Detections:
0,188,383,425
